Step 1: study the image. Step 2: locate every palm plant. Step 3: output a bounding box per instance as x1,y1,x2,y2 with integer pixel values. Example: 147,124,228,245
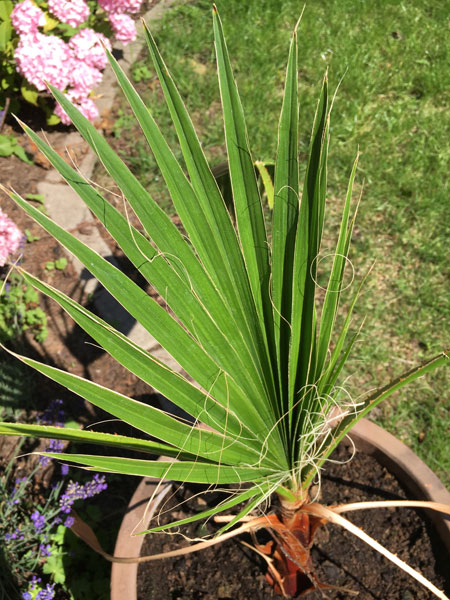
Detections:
0,6,448,598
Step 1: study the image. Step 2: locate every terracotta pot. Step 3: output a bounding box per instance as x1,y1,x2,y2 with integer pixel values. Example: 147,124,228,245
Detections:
110,419,450,600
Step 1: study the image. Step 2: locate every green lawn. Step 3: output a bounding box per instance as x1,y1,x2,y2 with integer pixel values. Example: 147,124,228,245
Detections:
111,0,449,483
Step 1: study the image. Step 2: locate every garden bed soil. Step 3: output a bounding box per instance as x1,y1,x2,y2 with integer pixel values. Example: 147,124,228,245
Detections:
136,445,449,600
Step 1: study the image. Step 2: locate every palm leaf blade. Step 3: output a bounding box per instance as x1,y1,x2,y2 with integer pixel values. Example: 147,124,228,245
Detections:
0,422,194,459
19,269,258,444
40,452,272,484
8,190,276,440
105,49,274,406
272,26,299,418
7,349,260,466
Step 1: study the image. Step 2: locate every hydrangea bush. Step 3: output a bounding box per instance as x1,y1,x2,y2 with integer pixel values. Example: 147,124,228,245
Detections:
0,0,144,125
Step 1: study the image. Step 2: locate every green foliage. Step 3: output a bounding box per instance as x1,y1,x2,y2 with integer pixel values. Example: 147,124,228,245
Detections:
45,257,68,271
0,447,62,594
45,507,110,600
0,356,33,421
0,1,18,112
25,193,45,204
0,272,48,344
0,132,33,164
131,60,152,83
0,8,447,529
0,1,13,52
42,526,68,585
24,228,40,243
26,192,48,215
20,80,39,106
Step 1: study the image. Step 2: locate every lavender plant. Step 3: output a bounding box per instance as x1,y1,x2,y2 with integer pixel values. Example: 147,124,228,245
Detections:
0,399,107,599
0,7,448,598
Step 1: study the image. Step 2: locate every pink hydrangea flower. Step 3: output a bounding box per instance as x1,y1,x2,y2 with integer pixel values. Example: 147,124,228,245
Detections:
108,12,136,44
53,102,71,125
14,32,72,91
98,0,143,15
12,0,141,124
76,96,99,121
48,0,90,27
69,29,111,70
55,93,99,125
14,32,72,92
10,0,46,36
70,60,102,96
0,210,23,267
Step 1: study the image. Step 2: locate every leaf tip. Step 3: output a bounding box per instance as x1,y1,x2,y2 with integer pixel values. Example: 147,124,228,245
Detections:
0,182,10,196
294,5,306,35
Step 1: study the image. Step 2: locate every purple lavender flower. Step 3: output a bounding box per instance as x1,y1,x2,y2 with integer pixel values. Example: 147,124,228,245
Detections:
64,515,74,528
39,438,65,467
30,510,45,532
36,584,55,599
39,543,51,557
23,576,42,596
59,474,107,512
83,473,108,497
39,399,65,428
59,480,82,513
18,234,27,251
60,463,69,476
38,455,52,468
8,476,28,506
6,528,24,541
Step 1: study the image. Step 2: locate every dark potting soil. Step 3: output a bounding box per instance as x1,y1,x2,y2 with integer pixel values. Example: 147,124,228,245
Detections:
137,445,449,600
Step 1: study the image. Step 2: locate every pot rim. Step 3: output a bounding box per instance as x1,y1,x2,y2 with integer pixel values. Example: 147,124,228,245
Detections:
110,418,450,600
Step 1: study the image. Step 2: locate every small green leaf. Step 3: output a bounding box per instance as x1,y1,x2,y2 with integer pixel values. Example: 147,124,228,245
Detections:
13,145,34,164
64,418,81,429
46,112,61,126
43,13,60,32
26,193,45,204
25,229,40,243
45,261,55,271
0,133,15,156
54,257,68,270
0,20,12,52
0,1,13,20
255,161,275,209
21,81,39,106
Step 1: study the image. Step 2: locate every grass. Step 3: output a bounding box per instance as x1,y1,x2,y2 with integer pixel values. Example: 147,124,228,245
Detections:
105,0,449,483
